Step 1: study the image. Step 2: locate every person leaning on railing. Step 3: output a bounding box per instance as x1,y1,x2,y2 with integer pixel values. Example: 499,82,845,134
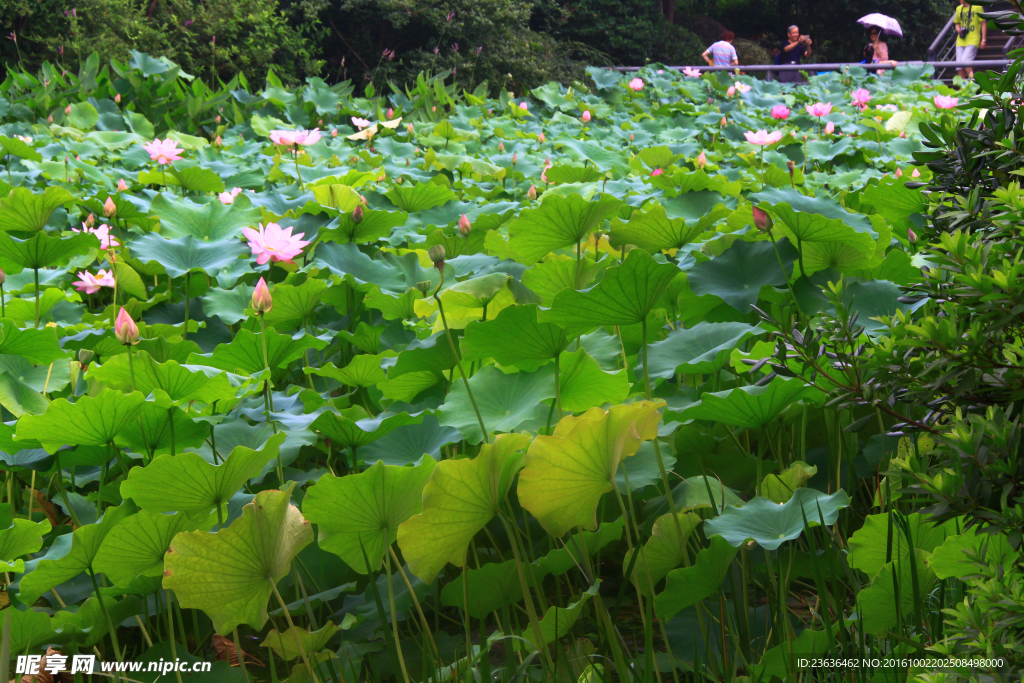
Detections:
954,0,986,79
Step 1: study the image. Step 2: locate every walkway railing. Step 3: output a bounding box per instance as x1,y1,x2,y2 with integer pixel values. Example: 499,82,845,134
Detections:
612,60,1009,80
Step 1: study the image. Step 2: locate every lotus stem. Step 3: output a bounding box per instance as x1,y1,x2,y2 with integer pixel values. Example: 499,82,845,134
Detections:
259,312,283,481
87,567,125,664
293,149,305,192
33,267,39,328
383,551,411,683
496,512,553,673
433,285,488,444
269,578,321,683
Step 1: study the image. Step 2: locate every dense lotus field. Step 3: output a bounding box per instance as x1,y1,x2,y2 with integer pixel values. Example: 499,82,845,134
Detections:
0,53,1010,683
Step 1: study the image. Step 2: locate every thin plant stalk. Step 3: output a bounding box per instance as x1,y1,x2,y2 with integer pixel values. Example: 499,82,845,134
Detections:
258,312,283,481
270,578,321,683
496,512,553,673
433,283,488,443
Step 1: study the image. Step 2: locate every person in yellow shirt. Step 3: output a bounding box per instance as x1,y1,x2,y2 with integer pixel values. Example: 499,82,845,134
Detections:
955,0,987,79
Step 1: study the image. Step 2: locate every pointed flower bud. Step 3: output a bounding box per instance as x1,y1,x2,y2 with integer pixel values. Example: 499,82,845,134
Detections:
352,204,364,224
214,135,223,146
629,133,634,142
696,151,706,169
103,196,116,218
511,153,518,165
0,267,5,285
752,206,773,233
428,245,446,268
115,93,121,104
907,227,918,245
252,277,273,314
458,213,471,237
360,194,368,207
787,160,795,174
85,213,96,228
114,307,140,345
720,117,727,127
526,184,537,200
387,108,394,119
117,178,128,192
581,110,591,123
498,141,505,152
537,132,545,143
407,123,415,135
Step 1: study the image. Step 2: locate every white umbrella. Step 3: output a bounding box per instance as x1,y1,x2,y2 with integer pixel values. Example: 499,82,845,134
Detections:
858,13,903,38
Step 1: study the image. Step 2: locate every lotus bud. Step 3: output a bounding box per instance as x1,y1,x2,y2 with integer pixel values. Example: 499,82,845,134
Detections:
397,176,404,184
907,227,918,245
581,110,591,123
458,213,471,237
787,160,795,179
911,168,920,178
537,132,545,143
824,121,835,135
0,267,5,285
498,141,505,152
428,245,446,268
895,168,903,178
752,206,773,233
696,151,706,169
720,117,727,127
432,106,437,112
215,115,221,124
48,116,53,123
114,307,140,346
629,133,634,142
351,204,364,224
103,196,116,218
65,105,71,114
214,135,222,146
407,123,414,135
115,93,121,104
361,194,368,207
899,131,906,139
526,184,537,200
77,347,95,365
415,280,432,293
387,108,394,119
85,213,96,228
117,178,128,192
252,277,274,314
331,129,339,137
511,153,518,166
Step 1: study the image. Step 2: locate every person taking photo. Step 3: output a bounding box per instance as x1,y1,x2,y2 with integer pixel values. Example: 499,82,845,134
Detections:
777,25,812,83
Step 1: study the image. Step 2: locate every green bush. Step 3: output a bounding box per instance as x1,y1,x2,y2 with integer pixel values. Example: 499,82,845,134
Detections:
651,23,705,66
533,0,660,65
677,14,727,46
733,37,770,65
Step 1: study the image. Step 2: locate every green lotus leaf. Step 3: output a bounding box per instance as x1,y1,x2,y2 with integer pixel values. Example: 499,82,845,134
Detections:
654,535,739,620
441,560,547,619
608,203,718,252
379,371,439,403
131,233,247,279
303,458,435,573
760,461,817,503
307,408,423,449
660,191,737,224
545,165,604,184
0,136,41,162
847,511,956,578
120,433,286,514
94,510,216,588
18,500,136,604
855,549,937,635
315,242,450,294
385,181,455,212
704,488,850,551
461,304,568,371
540,248,680,336
264,278,327,328
520,583,600,649
503,193,621,265
0,231,94,270
360,416,461,467
389,332,459,378
67,101,99,129
0,518,51,574
261,622,340,660
0,186,75,233
153,165,226,193
533,516,625,577
398,433,531,581
0,354,68,417
753,628,830,681
0,602,57,654
148,194,262,241
861,177,927,220
14,389,146,453
518,402,663,537
521,257,603,306
91,351,241,405
687,237,797,312
558,348,629,412
309,355,387,388
203,285,254,326
927,527,1021,579
115,402,210,457
438,364,555,444
750,187,877,246
626,511,701,596
559,139,631,175
311,183,361,211
320,209,408,245
646,322,765,379
337,321,384,355
437,273,510,309
0,320,67,365
191,328,327,375
674,377,820,429
164,483,313,634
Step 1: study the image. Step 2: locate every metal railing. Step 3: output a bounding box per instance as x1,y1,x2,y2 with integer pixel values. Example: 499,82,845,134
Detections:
612,60,1010,78
928,15,958,62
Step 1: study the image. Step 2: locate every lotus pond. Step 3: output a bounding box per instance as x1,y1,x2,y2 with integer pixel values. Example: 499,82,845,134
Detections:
0,55,1012,683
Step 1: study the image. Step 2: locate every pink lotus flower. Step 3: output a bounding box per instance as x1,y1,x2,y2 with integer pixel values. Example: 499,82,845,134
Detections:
899,131,907,138
744,130,784,146
824,122,835,135
696,151,707,169
771,105,790,120
219,187,243,204
912,168,920,177
537,132,545,144
103,197,116,218
142,139,184,165
727,86,736,97
682,67,701,77
114,307,139,345
851,88,871,107
251,277,273,314
895,168,903,178
734,82,750,93
720,117,727,127
519,102,528,110
270,128,322,146
214,135,223,146
14,135,32,144
934,95,958,110
241,223,310,265
387,108,394,119
805,102,832,118
117,178,128,192
651,168,664,176
628,78,644,92
73,269,116,294
581,110,591,123
331,129,338,137
72,223,119,250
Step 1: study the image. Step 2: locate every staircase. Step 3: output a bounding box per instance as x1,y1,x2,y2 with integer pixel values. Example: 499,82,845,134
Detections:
928,1,1018,82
